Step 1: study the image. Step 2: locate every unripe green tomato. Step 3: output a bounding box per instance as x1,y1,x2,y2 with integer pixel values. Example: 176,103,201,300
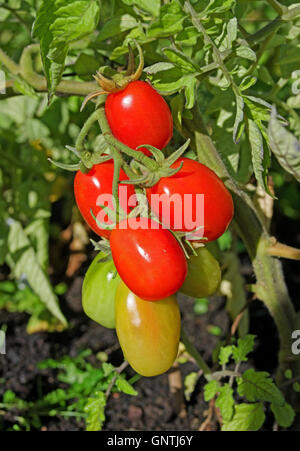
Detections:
82,253,120,328
115,281,181,377
180,248,221,298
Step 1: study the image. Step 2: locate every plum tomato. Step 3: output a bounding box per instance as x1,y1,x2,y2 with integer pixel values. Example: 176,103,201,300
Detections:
74,162,135,239
82,252,120,329
180,247,221,298
105,81,173,156
146,157,234,242
115,281,181,377
110,217,187,301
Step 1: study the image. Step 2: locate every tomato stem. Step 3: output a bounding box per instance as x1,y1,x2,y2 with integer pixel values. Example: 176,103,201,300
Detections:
180,328,211,376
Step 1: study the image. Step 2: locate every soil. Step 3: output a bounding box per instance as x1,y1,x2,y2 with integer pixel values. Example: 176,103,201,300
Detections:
0,207,299,431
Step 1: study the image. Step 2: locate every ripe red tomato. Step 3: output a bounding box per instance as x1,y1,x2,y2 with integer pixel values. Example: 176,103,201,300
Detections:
115,281,181,377
146,158,234,242
105,81,173,156
74,162,136,239
110,217,187,301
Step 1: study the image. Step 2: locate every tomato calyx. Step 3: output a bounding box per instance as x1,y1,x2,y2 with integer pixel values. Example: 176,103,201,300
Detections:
81,42,144,112
121,139,191,187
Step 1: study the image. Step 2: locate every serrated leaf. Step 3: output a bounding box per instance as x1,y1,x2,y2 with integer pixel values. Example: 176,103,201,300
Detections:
237,369,285,406
222,403,265,431
163,48,199,74
233,94,244,143
33,0,100,101
204,380,220,401
84,391,106,431
116,376,138,396
144,62,175,74
97,14,137,41
215,384,235,421
248,119,265,189
6,219,66,326
148,0,186,37
268,106,300,182
271,402,295,428
218,345,233,366
184,372,199,401
232,335,255,363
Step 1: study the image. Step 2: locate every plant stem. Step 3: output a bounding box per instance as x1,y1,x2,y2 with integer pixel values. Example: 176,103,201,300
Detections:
181,328,211,375
267,0,287,15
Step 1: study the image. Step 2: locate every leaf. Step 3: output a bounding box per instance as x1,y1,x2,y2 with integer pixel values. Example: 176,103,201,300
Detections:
184,372,199,401
116,376,138,396
204,380,220,401
215,384,235,421
248,119,265,189
237,369,285,406
232,335,255,363
148,0,186,37
84,391,106,431
132,0,161,16
222,403,265,431
218,345,233,366
268,106,300,182
163,48,199,73
97,14,138,41
233,94,244,143
33,0,100,101
144,62,175,74
236,46,257,62
271,402,295,428
6,219,67,326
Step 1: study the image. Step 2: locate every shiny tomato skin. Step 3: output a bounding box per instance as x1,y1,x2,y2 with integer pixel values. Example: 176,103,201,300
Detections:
105,81,173,156
115,281,181,377
82,253,120,329
74,162,135,239
110,217,187,301
180,248,221,298
146,157,234,242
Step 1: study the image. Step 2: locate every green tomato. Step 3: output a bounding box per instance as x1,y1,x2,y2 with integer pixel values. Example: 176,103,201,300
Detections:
180,247,221,298
82,253,120,328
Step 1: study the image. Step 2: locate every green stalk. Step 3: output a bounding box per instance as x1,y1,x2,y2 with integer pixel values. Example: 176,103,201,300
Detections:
181,328,211,376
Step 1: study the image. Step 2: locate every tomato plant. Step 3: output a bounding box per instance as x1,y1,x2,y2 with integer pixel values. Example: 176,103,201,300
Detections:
147,157,234,242
105,81,173,156
110,217,188,301
115,281,181,377
82,252,120,329
180,248,221,298
74,162,135,239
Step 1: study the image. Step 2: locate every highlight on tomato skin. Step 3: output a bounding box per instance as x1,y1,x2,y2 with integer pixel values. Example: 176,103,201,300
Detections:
105,80,173,156
74,162,136,239
115,281,181,377
110,217,188,301
146,157,234,242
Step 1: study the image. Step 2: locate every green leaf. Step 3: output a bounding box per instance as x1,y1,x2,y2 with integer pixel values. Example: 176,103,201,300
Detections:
163,48,199,73
148,0,186,37
84,391,106,431
215,384,235,421
271,402,295,428
33,0,100,101
218,345,233,366
6,219,66,326
97,14,137,41
236,46,257,62
129,0,161,16
248,119,265,189
144,62,175,74
222,403,265,431
184,372,199,401
233,94,244,143
232,335,255,363
237,369,285,406
116,376,138,396
204,380,220,401
268,106,300,182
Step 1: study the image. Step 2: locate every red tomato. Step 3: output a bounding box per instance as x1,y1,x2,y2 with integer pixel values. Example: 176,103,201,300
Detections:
74,162,136,239
146,158,234,242
105,81,173,156
110,217,187,301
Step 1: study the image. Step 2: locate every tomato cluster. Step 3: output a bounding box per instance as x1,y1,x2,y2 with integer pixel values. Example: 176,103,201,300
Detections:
76,80,234,377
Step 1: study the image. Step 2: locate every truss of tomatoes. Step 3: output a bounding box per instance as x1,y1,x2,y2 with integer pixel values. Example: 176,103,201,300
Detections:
76,80,234,377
